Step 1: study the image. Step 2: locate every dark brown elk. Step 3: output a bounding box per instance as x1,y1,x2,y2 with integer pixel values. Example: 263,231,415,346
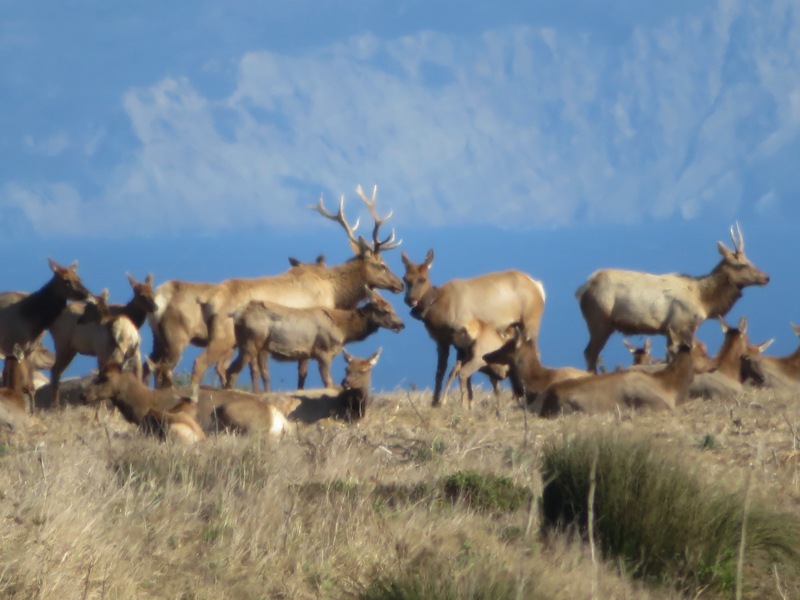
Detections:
49,275,157,408
535,333,697,417
401,249,545,406
81,362,205,444
0,259,91,365
576,224,769,372
740,323,799,390
224,287,403,391
482,326,591,411
147,186,403,389
0,345,35,432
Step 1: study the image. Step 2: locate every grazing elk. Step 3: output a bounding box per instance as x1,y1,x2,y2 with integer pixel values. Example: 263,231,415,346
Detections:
225,287,404,391
49,275,157,408
82,362,205,444
576,224,769,372
0,259,91,369
740,323,800,390
147,185,403,388
0,345,35,432
535,333,697,417
401,249,546,406
482,326,591,411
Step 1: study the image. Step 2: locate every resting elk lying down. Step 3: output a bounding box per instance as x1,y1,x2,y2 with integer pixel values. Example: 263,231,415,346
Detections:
0,259,91,368
0,345,35,432
740,323,800,391
576,224,769,372
623,338,654,366
49,280,154,408
688,317,751,401
225,287,403,391
534,333,697,417
81,362,205,445
482,325,591,410
401,249,545,406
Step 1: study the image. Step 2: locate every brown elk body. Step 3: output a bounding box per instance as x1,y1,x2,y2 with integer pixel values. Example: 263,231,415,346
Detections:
0,345,35,432
401,249,545,406
82,362,205,444
740,323,800,390
688,317,751,401
212,398,292,437
225,288,403,391
0,259,91,368
536,336,696,417
482,327,591,409
576,225,769,372
49,275,157,408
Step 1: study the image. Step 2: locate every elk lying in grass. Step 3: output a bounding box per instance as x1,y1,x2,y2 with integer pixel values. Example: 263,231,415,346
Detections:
148,186,403,388
0,259,91,367
401,249,545,406
0,345,35,432
212,397,292,437
82,362,205,445
535,333,697,417
688,317,751,401
279,348,382,423
576,224,769,372
225,287,403,391
623,338,654,366
482,326,591,411
740,323,799,390
50,276,157,408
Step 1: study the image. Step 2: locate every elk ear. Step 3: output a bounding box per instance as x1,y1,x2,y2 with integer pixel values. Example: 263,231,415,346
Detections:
791,323,800,338
127,272,138,288
719,317,730,333
623,339,636,353
755,339,774,353
717,241,734,259
737,315,747,334
145,356,157,373
363,284,379,302
342,349,354,364
145,273,154,286
12,344,25,361
367,347,382,366
48,257,61,273
401,251,412,269
69,260,79,271
424,249,434,268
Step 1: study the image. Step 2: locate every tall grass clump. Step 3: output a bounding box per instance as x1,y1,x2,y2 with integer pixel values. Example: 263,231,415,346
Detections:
540,432,800,595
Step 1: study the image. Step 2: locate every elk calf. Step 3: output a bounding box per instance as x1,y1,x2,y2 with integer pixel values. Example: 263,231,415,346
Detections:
576,225,769,372
225,288,403,391
82,362,205,444
535,334,697,417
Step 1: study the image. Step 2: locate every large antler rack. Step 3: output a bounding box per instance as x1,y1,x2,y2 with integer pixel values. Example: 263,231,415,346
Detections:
729,221,744,253
355,184,402,253
311,194,361,247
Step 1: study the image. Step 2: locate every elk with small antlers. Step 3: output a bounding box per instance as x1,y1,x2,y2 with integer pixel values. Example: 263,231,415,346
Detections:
576,224,769,373
184,185,403,387
225,286,404,391
401,249,546,406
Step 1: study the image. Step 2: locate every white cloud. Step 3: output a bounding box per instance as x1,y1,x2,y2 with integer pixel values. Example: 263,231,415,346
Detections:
3,0,800,237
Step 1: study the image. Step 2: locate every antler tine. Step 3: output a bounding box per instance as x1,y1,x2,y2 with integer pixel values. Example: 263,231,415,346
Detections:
355,184,402,252
310,193,360,244
735,221,744,253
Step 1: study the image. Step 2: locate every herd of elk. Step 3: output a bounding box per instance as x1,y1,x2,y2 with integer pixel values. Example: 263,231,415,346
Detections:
400,249,546,406
576,224,769,372
0,206,787,440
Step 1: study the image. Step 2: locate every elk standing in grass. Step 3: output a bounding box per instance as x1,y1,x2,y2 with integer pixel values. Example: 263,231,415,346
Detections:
147,186,403,389
401,249,545,406
49,275,157,409
0,259,91,386
482,325,591,410
576,224,769,373
225,287,403,391
535,332,697,417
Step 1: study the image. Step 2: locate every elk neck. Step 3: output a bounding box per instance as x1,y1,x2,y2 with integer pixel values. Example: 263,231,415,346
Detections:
18,277,71,334
654,347,695,402
696,266,743,319
336,307,380,344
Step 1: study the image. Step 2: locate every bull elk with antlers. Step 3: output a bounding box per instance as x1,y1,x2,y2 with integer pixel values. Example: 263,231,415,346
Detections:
401,250,546,406
576,224,769,373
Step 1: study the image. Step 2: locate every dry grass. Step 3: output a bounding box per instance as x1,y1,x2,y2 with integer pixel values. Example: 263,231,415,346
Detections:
1,384,799,599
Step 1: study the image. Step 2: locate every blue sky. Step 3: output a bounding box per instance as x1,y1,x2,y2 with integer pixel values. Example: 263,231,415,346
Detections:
1,1,799,391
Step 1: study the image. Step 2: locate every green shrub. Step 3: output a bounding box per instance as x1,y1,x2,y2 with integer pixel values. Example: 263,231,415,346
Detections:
540,432,800,594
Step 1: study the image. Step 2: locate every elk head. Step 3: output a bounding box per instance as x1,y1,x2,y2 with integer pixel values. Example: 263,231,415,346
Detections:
341,347,381,392
362,287,405,332
81,362,125,405
623,338,653,365
715,223,770,289
48,258,91,302
400,249,434,318
2,344,35,397
127,273,158,314
312,185,403,294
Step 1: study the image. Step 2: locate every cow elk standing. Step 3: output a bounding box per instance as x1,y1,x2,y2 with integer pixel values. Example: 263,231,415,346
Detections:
401,249,546,406
225,287,403,391
576,224,769,372
0,259,91,382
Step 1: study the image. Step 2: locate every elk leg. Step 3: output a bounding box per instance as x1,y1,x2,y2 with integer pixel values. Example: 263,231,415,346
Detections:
583,324,614,374
192,318,235,387
443,360,461,407
432,341,450,407
247,356,260,392
318,357,335,389
50,348,77,411
258,350,270,392
297,359,309,390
